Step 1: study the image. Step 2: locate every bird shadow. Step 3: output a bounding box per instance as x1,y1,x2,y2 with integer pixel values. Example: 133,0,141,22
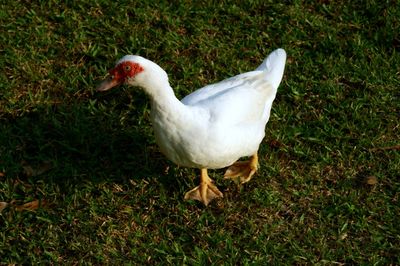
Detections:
0,92,182,199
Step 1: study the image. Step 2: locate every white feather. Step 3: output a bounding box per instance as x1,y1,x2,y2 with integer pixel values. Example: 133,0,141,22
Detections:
119,49,287,169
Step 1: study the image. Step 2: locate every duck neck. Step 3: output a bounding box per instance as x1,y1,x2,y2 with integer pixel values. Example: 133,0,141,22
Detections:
140,77,186,120
149,83,184,116
135,60,187,120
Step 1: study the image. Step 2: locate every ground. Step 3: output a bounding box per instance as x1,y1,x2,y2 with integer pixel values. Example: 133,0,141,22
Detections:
0,1,399,264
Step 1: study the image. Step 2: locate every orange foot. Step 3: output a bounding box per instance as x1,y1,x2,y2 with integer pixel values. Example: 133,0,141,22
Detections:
224,153,258,184
184,168,223,206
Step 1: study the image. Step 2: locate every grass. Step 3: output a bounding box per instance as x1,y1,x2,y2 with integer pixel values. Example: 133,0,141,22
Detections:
0,0,399,264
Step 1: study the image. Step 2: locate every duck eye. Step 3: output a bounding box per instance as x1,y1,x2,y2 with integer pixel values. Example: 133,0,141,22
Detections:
124,65,131,72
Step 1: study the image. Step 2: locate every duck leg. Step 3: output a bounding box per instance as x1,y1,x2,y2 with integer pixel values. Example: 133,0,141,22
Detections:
184,168,223,206
224,153,258,184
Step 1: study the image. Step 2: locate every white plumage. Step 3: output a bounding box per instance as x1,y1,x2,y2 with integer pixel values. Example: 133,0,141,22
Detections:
97,48,287,205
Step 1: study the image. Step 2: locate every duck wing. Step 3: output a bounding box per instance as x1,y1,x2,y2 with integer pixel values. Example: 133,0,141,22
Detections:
181,48,286,107
181,71,260,106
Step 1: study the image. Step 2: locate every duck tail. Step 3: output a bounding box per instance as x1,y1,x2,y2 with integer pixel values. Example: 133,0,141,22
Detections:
256,48,287,90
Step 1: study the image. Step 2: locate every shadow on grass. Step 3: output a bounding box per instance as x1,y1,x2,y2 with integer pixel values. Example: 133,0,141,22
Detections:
0,95,183,196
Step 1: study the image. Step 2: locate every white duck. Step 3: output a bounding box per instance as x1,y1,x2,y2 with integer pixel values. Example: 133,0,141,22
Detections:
97,48,287,206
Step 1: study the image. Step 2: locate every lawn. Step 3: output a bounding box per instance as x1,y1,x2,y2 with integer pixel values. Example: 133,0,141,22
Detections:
0,1,399,264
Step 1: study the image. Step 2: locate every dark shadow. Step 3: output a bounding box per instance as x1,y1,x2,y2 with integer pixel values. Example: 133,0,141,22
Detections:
0,90,182,195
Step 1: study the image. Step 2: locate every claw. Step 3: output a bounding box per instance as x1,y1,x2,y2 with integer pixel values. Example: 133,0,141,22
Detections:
184,169,223,206
224,154,258,184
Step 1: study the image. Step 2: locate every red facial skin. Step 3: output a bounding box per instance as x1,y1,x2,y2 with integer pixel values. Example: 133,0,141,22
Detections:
97,61,144,91
110,61,144,83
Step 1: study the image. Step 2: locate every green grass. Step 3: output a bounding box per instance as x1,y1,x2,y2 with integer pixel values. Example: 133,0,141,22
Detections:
1,0,399,264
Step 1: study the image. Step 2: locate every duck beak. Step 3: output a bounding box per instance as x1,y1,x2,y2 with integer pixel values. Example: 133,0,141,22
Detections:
96,76,121,92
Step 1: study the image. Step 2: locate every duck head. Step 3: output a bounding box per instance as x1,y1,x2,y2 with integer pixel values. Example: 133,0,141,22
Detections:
96,55,147,91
